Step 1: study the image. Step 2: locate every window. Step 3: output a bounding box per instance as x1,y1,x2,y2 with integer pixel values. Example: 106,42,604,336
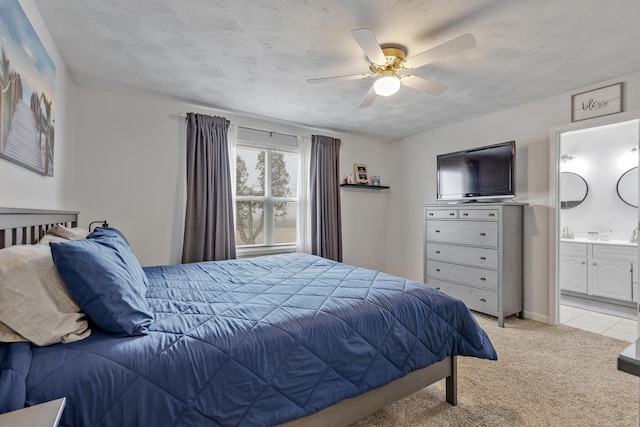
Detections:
234,132,299,253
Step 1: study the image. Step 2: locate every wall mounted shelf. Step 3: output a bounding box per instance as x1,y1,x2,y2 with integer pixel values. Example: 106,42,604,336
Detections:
340,183,390,190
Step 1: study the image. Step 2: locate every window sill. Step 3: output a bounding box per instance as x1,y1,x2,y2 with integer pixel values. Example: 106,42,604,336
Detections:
236,245,297,259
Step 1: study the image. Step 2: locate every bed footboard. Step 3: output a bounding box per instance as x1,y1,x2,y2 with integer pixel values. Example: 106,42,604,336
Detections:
279,355,457,427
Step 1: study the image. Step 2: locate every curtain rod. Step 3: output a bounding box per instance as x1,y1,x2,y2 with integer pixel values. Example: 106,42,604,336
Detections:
178,112,299,139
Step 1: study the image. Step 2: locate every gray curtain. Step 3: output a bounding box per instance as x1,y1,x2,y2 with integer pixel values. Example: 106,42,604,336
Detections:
310,135,342,261
182,113,236,263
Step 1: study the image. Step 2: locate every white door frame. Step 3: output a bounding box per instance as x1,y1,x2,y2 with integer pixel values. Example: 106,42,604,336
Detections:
548,110,640,325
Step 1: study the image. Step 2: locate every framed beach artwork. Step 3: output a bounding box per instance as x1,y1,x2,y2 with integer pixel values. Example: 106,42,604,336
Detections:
0,0,56,176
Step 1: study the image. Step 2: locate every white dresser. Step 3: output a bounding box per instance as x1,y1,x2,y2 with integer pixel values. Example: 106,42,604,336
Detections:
423,203,525,327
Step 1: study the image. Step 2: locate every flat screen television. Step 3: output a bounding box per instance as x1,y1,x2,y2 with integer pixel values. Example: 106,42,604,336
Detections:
436,141,515,201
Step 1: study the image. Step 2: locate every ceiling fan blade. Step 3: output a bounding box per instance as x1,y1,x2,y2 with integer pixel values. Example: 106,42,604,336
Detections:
358,84,377,108
351,28,387,65
401,75,448,96
404,33,476,69
307,73,371,84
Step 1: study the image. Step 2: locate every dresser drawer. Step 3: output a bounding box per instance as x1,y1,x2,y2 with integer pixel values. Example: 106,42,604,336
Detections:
426,278,499,313
426,209,458,219
426,277,452,293
426,260,498,290
459,209,499,221
426,242,498,269
425,220,498,247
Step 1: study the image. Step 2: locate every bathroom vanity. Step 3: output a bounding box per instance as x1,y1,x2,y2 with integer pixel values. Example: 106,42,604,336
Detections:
560,238,638,303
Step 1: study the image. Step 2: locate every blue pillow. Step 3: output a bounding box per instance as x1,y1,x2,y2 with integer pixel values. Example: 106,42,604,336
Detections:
88,226,130,245
50,228,152,337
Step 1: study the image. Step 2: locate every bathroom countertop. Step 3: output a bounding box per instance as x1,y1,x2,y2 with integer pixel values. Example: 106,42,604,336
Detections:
561,238,638,247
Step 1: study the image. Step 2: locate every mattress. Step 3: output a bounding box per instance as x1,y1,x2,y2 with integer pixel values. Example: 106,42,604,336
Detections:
1,253,496,426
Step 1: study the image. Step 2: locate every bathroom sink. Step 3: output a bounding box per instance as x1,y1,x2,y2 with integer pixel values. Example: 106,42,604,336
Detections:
561,237,638,246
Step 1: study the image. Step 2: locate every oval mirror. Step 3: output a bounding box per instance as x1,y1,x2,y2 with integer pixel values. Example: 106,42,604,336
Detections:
617,167,638,207
560,172,588,209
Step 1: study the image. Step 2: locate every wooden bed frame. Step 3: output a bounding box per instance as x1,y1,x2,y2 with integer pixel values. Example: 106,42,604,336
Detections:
281,357,456,426
0,207,457,426
0,208,78,249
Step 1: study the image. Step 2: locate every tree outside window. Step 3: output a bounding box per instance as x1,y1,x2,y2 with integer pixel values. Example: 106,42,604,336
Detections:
235,146,298,247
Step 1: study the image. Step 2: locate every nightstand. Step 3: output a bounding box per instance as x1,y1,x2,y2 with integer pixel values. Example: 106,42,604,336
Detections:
0,398,65,427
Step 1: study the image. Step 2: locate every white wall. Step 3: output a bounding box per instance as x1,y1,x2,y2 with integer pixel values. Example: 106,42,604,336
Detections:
0,0,76,210
74,86,391,268
560,121,638,240
386,70,640,322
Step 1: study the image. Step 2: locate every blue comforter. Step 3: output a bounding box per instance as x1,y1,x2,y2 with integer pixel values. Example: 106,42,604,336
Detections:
1,253,496,426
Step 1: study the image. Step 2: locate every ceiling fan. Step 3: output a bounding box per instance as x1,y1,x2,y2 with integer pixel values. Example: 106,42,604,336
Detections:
307,29,476,108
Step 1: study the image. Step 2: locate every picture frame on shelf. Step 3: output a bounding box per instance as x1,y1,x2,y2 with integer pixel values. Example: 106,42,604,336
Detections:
571,82,623,122
354,163,369,184
371,175,380,186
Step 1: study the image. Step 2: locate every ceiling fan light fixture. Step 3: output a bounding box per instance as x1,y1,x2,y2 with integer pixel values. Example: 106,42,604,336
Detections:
374,74,401,96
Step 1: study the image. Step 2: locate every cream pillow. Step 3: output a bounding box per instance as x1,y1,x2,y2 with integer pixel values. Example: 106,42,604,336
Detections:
37,234,70,245
0,245,91,346
45,224,90,240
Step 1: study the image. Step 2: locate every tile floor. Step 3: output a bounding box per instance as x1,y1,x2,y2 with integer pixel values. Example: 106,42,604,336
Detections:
561,304,638,342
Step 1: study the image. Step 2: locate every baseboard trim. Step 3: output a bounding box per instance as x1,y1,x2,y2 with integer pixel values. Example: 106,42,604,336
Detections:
523,310,548,324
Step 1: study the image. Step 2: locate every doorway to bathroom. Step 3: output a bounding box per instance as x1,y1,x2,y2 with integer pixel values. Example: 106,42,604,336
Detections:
550,114,640,342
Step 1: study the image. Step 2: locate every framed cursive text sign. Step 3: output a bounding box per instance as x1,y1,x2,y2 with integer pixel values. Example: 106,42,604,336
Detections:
571,83,623,122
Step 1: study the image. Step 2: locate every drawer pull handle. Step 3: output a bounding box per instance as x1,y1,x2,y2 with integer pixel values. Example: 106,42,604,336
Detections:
449,212,455,216
489,213,495,217
480,256,486,260
480,298,486,302
435,250,441,254
463,213,469,216
480,277,486,281
435,268,441,272
428,213,434,216
436,287,441,290
480,232,486,236
435,230,440,233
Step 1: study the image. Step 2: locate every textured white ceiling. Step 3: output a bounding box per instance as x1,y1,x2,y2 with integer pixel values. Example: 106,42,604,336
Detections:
33,0,640,141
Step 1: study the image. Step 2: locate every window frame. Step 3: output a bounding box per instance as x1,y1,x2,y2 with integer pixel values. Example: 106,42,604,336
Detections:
234,142,299,257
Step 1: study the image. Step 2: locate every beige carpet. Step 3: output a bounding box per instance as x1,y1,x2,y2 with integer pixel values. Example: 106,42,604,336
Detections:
350,313,639,427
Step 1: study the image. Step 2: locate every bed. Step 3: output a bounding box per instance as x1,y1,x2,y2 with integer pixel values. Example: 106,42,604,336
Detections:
0,208,497,426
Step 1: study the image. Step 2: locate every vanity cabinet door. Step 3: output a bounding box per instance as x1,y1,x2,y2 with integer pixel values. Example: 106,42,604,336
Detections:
633,262,638,303
559,256,588,294
591,260,633,301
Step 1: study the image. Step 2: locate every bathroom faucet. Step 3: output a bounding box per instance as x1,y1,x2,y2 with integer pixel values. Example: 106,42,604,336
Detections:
631,227,639,243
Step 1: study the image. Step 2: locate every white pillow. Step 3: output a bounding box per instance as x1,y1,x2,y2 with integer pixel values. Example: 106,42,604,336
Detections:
0,245,91,346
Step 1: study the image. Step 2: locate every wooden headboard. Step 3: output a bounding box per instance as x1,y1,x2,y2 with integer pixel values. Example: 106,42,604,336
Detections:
0,208,79,249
